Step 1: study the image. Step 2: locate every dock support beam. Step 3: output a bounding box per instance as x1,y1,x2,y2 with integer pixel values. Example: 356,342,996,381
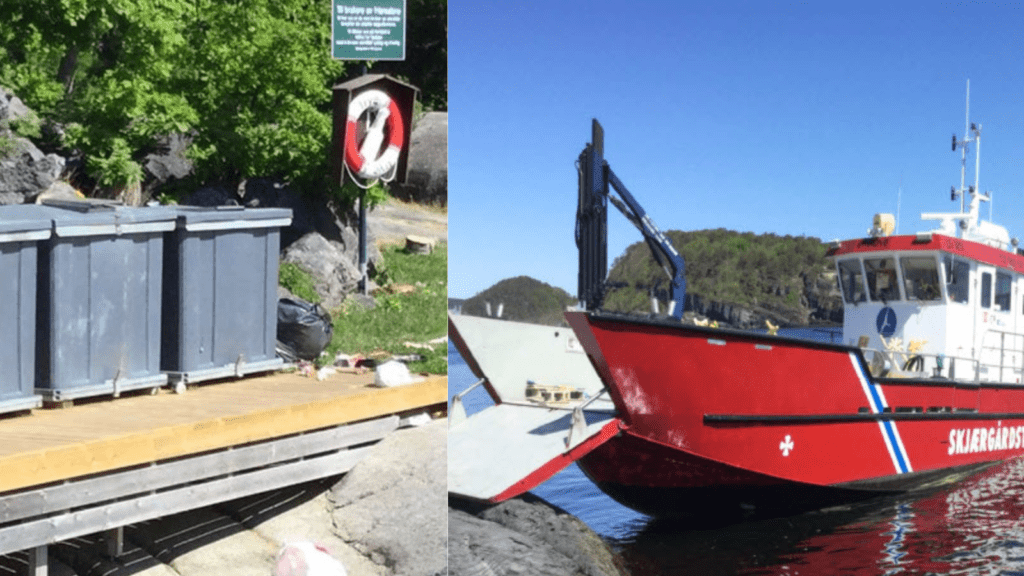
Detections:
105,526,125,558
28,545,47,576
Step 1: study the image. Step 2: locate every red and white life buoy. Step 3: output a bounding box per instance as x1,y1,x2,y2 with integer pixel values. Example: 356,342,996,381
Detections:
344,89,404,180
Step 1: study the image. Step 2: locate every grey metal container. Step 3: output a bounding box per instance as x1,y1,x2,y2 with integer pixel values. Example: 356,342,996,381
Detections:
0,210,51,412
14,202,176,401
160,205,292,385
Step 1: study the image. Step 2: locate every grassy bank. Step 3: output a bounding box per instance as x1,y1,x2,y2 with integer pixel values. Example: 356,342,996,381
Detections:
324,242,448,374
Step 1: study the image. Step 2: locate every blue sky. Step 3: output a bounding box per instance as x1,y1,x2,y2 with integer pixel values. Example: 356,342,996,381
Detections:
448,2,1024,299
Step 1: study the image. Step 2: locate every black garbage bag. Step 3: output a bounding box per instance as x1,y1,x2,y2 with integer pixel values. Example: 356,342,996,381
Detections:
276,297,333,361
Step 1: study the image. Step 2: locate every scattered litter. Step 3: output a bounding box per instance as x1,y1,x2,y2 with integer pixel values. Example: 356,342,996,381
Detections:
334,353,357,367
400,411,433,427
428,336,448,345
316,366,336,381
332,353,378,372
373,360,424,387
274,541,347,576
391,354,423,363
296,361,316,378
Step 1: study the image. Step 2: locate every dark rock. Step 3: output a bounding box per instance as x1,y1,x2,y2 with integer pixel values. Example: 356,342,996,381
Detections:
0,137,65,205
449,494,628,576
393,112,446,206
143,133,193,195
0,128,62,202
281,232,362,310
0,86,32,124
237,178,337,250
0,87,66,205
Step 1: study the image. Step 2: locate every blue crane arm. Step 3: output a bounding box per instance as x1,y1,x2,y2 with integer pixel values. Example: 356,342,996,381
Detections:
575,119,687,319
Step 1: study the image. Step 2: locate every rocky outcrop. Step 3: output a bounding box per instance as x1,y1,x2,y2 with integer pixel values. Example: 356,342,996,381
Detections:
804,269,844,324
682,268,843,329
449,494,627,576
0,87,65,205
143,133,193,197
330,419,447,576
392,112,446,206
281,232,364,311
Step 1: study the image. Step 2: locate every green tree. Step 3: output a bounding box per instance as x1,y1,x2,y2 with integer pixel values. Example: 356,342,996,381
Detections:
0,0,199,189
183,0,344,187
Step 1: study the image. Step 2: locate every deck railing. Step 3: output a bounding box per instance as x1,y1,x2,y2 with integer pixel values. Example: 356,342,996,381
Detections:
980,329,1024,383
862,348,982,383
861,328,1024,384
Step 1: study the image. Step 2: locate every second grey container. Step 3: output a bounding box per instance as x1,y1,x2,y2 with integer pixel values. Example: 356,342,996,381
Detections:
161,205,293,385
24,202,175,401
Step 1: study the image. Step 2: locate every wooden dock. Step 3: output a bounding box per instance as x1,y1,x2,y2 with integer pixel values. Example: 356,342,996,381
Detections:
0,369,447,570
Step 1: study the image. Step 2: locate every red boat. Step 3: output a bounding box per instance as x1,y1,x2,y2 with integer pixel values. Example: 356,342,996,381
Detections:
449,100,1024,517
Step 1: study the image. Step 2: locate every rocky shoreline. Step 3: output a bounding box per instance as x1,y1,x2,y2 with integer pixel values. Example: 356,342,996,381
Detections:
449,494,629,576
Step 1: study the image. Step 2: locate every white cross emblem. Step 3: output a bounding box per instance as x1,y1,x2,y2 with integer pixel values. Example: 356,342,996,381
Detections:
780,435,794,457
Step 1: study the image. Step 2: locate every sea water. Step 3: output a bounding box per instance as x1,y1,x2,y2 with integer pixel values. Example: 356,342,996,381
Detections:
449,329,1024,575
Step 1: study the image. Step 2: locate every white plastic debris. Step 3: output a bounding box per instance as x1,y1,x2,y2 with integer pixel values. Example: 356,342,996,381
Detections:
373,360,422,387
400,411,433,427
316,366,336,381
273,542,346,576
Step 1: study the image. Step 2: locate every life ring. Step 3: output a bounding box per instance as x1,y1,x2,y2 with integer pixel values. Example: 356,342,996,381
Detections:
344,89,404,180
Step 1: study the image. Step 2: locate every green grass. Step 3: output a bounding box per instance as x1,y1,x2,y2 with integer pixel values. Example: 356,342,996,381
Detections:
325,242,447,374
278,262,321,303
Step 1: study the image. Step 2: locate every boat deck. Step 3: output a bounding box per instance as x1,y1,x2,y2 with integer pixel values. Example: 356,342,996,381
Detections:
0,369,447,494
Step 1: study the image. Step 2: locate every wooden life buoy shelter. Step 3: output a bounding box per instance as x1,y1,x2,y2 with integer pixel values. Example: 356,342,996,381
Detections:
331,74,418,187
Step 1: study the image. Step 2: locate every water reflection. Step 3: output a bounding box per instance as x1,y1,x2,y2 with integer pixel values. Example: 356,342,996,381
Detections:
615,457,1024,575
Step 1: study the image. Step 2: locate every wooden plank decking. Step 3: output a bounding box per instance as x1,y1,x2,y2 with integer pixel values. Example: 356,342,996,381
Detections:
0,370,447,495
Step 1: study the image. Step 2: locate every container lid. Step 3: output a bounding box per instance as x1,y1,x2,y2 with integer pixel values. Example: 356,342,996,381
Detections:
170,205,293,232
0,205,52,242
28,200,177,237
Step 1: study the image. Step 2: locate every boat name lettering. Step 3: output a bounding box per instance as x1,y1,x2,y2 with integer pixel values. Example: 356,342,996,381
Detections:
942,238,966,252
947,424,1024,455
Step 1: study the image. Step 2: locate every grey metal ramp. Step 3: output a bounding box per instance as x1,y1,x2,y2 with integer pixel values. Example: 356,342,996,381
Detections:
448,403,621,503
448,313,606,404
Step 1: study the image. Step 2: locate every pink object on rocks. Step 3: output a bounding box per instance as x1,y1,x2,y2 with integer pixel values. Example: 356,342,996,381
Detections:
273,542,347,576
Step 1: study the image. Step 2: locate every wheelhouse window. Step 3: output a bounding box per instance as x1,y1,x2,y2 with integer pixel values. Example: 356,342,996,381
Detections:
899,256,941,301
837,258,866,303
996,271,1012,312
981,272,992,309
864,257,900,302
944,255,969,304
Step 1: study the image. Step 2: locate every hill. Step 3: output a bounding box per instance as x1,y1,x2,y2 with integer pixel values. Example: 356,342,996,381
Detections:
603,228,842,327
462,230,844,329
461,276,576,326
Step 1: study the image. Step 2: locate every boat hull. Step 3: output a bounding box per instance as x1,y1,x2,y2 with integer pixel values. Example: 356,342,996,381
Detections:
565,311,1024,513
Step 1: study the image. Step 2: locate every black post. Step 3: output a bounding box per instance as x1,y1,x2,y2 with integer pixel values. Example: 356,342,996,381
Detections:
359,62,369,295
576,119,608,311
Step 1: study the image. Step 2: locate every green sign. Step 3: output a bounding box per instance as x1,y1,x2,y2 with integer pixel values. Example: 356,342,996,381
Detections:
332,0,406,61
